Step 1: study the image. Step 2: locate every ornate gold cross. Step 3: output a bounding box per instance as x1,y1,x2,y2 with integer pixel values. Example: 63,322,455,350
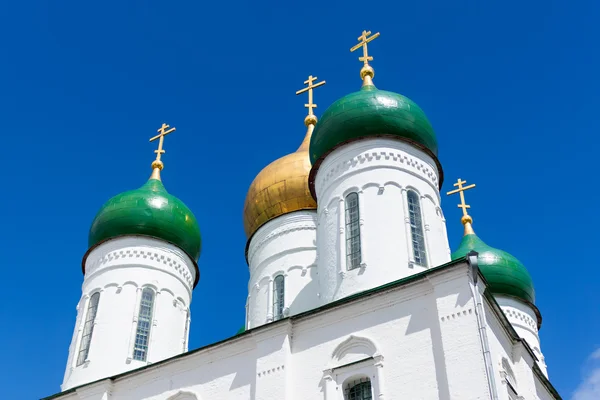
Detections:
447,178,476,217
350,30,380,66
296,75,326,116
149,123,176,163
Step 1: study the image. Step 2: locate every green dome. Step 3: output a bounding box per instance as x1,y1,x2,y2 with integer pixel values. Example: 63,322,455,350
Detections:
88,178,201,261
309,84,438,166
452,233,535,304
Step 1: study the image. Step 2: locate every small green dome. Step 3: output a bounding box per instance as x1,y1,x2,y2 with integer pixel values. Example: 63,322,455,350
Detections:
452,233,535,304
88,178,201,261
309,84,438,166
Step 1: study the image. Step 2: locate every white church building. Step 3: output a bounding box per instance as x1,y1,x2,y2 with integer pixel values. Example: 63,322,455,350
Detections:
44,32,561,400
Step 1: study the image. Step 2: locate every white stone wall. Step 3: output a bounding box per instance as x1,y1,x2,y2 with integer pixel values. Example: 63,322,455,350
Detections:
314,138,451,303
246,211,319,329
496,295,548,377
62,236,196,391
49,261,558,400
484,296,554,400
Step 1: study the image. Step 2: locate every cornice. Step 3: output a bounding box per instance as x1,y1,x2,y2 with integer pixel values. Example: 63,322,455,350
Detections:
85,243,194,291
314,140,440,200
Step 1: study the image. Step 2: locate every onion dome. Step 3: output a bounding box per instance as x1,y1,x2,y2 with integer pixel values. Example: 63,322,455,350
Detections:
85,123,201,283
88,178,201,261
309,85,438,165
243,75,325,242
243,126,316,239
451,216,535,305
308,37,441,198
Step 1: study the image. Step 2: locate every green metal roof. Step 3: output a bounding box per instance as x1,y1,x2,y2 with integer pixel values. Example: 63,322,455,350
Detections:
88,178,201,261
452,233,535,304
309,84,438,165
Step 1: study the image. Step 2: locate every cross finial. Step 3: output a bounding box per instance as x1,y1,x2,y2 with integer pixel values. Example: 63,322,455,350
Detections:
296,75,326,127
148,123,176,180
350,30,380,86
447,178,477,235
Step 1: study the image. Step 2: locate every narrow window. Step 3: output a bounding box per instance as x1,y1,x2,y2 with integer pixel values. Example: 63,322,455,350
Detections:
502,358,519,399
273,275,285,321
345,192,362,270
407,190,428,266
133,288,155,361
182,309,190,352
346,379,373,400
76,292,100,366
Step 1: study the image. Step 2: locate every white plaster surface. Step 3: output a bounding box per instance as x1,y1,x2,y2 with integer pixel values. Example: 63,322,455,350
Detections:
246,211,319,329
496,295,548,377
314,138,451,303
62,236,196,391
51,262,557,400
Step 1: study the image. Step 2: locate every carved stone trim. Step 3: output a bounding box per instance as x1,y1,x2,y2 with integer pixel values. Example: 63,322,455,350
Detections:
316,146,439,197
248,218,317,263
440,308,473,322
86,247,193,289
502,307,538,332
257,364,285,377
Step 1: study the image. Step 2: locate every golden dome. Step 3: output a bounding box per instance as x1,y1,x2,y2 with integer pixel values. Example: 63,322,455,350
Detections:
243,125,317,239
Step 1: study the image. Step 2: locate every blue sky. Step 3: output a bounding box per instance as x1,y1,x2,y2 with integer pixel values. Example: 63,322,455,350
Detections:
0,0,598,398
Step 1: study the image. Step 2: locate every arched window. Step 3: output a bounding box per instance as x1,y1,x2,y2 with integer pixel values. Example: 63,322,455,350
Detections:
345,192,362,270
273,275,285,321
407,190,427,266
76,292,100,366
133,288,155,361
346,378,373,400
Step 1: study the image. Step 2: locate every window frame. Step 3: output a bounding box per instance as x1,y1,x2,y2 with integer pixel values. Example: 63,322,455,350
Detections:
132,287,156,362
345,378,373,400
76,291,101,366
344,192,362,270
407,190,428,266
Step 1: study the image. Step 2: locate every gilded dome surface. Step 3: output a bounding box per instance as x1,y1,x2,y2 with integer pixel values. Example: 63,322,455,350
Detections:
452,233,535,305
88,178,202,262
309,84,438,166
243,129,316,239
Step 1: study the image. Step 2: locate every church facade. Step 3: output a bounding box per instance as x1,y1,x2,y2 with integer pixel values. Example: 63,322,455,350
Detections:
44,31,560,400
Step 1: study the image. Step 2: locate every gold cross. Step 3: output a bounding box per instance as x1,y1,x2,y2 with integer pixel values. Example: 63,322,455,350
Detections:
149,123,176,162
350,30,380,66
296,75,326,117
446,178,476,216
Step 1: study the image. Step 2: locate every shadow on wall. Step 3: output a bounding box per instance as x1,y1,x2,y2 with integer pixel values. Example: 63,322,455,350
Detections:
122,344,259,400
288,262,319,316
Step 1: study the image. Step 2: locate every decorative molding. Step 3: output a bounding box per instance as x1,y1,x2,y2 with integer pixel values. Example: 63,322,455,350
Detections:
440,308,473,322
257,364,285,377
247,213,317,263
332,335,378,362
315,143,439,198
86,247,193,289
502,307,538,332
